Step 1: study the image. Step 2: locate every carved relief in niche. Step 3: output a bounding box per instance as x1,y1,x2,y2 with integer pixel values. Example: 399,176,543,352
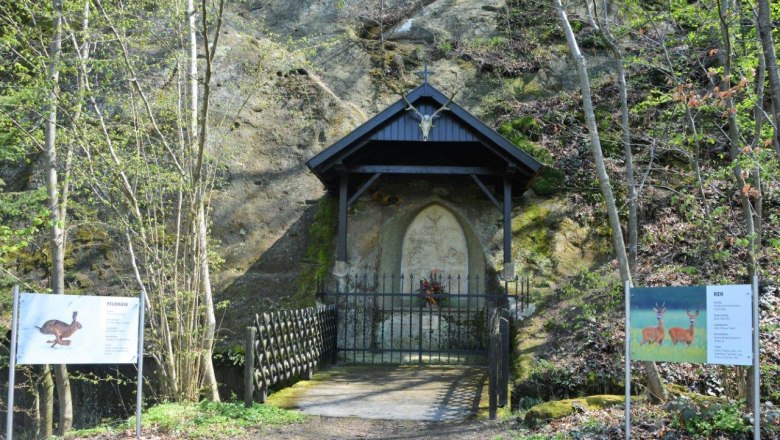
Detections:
400,204,468,279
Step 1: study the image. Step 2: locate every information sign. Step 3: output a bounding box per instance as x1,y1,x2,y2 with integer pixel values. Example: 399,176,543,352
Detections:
16,293,140,364
629,285,752,365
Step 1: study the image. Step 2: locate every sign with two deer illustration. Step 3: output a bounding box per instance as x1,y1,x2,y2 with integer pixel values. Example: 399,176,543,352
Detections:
629,285,752,365
15,293,141,364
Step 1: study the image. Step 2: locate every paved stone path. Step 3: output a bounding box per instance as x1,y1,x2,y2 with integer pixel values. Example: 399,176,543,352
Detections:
265,365,488,421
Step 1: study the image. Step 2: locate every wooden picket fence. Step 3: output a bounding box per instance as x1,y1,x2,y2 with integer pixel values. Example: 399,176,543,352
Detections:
244,305,337,405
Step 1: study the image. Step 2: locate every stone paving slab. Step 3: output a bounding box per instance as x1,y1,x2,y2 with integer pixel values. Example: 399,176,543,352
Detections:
265,365,488,421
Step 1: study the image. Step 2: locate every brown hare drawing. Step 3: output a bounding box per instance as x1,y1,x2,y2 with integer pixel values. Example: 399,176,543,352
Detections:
35,311,83,348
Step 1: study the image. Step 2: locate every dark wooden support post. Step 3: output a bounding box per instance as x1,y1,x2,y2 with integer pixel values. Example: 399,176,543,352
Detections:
337,170,348,264
244,326,255,408
502,169,514,278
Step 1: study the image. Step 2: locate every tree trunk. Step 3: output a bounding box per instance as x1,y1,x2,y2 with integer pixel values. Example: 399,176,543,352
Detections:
756,0,780,155
53,365,72,435
588,0,638,276
554,0,667,403
44,0,73,433
193,0,224,402
38,365,54,439
717,0,761,405
198,200,220,401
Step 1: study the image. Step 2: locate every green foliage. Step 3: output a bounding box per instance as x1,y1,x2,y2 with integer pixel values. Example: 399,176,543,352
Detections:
213,344,246,367
67,401,305,439
437,40,453,54
531,167,565,196
497,116,553,166
671,400,751,437
290,196,338,307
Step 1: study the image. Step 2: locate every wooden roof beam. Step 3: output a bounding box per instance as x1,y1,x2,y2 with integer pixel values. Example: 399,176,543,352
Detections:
348,165,501,176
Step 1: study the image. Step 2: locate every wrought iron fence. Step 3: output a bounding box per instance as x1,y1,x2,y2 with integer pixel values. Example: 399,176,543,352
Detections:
316,273,530,366
243,305,337,404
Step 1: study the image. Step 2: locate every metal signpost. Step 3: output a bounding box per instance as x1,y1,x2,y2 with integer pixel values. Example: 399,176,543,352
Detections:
136,290,145,439
624,281,630,439
4,287,145,440
5,285,20,440
624,278,761,440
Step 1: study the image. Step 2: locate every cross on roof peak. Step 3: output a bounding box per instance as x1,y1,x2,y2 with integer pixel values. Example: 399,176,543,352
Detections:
415,63,435,83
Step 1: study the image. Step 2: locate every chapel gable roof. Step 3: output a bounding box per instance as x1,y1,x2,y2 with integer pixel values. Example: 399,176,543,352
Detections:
306,82,542,191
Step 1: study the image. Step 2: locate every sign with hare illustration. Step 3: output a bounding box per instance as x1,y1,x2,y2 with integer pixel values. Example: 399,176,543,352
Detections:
35,311,83,348
629,285,752,365
16,293,140,364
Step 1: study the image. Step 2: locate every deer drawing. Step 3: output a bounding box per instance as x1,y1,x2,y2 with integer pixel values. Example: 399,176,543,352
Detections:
35,311,82,348
402,91,458,141
640,303,666,345
669,310,699,345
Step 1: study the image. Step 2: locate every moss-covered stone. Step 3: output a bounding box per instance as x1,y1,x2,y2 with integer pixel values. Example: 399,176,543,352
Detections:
524,394,627,423
530,167,564,196
287,196,338,308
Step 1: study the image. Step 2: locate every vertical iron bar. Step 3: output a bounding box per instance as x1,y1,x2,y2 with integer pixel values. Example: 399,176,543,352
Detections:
362,274,367,364
409,273,415,363
352,275,357,363
391,274,397,363
380,274,386,364
427,279,432,364
504,277,509,316
460,275,466,364
399,274,404,364
500,316,509,407
488,310,498,420
340,279,346,362
418,278,423,365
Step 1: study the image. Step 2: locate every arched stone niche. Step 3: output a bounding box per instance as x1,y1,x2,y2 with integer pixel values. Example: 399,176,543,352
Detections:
377,200,486,293
400,204,468,280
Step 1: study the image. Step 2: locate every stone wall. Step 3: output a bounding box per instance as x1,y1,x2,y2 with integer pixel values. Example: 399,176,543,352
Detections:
340,175,506,286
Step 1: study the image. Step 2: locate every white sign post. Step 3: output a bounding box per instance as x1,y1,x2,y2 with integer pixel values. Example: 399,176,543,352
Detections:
5,289,145,440
5,285,20,440
625,280,761,440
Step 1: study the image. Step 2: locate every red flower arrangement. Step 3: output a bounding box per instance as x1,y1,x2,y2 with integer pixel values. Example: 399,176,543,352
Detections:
420,278,447,306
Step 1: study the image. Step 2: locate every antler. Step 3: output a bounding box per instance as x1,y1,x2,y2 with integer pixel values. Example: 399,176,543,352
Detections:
430,90,459,120
402,94,423,121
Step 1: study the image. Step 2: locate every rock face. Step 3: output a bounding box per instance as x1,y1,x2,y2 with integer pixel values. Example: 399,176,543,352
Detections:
0,1,611,341
205,15,366,326
208,2,522,335
201,1,615,341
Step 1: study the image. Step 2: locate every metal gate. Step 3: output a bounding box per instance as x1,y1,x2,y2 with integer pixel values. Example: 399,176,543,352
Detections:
318,274,529,365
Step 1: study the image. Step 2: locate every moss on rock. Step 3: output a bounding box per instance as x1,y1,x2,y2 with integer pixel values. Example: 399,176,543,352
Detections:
524,394,627,423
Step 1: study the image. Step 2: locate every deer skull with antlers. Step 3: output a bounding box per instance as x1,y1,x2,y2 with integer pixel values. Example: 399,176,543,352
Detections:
402,91,458,141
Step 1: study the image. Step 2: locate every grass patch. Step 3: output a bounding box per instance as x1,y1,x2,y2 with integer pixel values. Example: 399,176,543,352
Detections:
68,401,305,439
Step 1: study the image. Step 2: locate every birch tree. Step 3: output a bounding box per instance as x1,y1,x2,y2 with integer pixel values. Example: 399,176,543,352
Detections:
716,0,762,403
79,0,225,401
43,0,74,433
755,0,780,156
553,0,667,403
585,0,638,276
